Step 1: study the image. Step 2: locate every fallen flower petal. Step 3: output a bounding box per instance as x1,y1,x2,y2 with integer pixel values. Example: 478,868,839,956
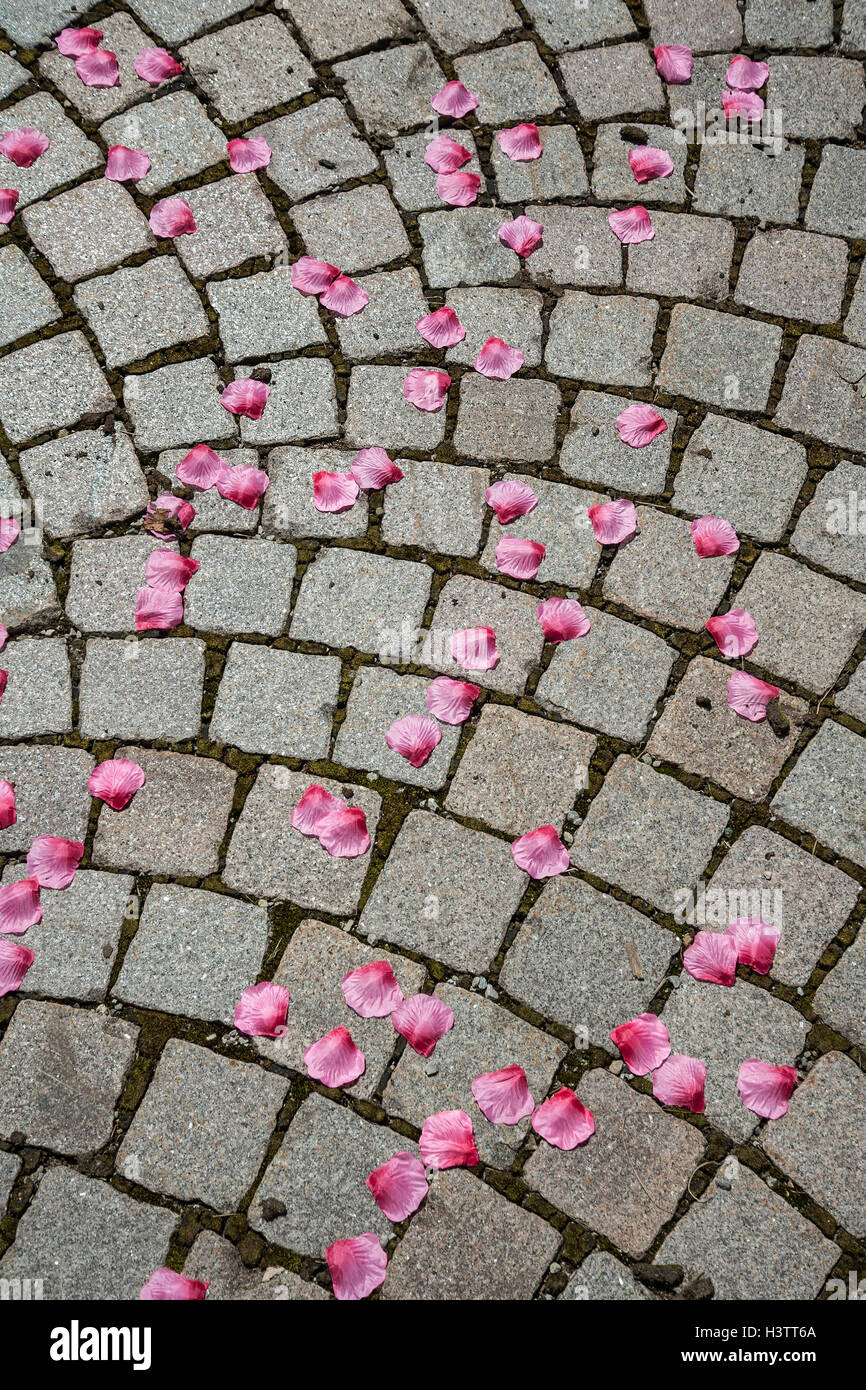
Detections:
684,930,738,986
437,169,480,205
317,805,370,858
629,145,674,183
499,214,544,257
134,47,183,84
653,44,693,83
609,1013,671,1075
342,960,403,1019
511,824,569,879
135,586,184,631
727,917,781,975
140,1269,207,1301
291,255,340,295
431,80,478,118
0,128,49,167
722,88,765,121
727,670,780,722
608,205,654,244
366,1151,428,1222
220,378,270,419
226,136,271,172
691,514,739,557
234,981,289,1037
144,550,199,592
216,463,269,509
536,596,591,643
416,304,466,348
588,498,637,544
145,494,195,535
291,784,342,835
0,189,19,224
532,1088,595,1150
616,402,668,448
706,608,758,658
497,122,543,161
0,517,20,551
319,274,369,317
350,447,403,489
149,197,196,237
105,145,151,182
472,1064,534,1125
0,671,6,704
738,1058,798,1119
0,624,6,652
88,758,146,810
474,336,524,380
313,470,360,513
0,878,41,935
326,1233,387,1301
419,1109,479,1169
726,55,769,91
0,938,34,996
392,993,454,1057
424,133,472,173
304,1025,365,1087
403,368,450,412
26,835,84,890
56,26,103,56
176,444,227,491
385,713,442,767
652,1054,707,1112
0,778,15,829
76,50,119,87
426,675,479,724
450,626,499,671
494,534,545,579
485,478,537,523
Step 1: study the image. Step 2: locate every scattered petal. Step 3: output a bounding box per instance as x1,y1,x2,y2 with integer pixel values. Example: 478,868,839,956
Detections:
76,50,119,87
226,136,271,172
0,937,33,997
737,1058,797,1120
705,608,758,658
56,26,103,56
653,44,693,83
145,494,195,535
616,402,668,448
144,550,199,591
0,671,7,704
609,1013,671,1075
499,214,544,257
392,993,454,1057
140,1270,207,1301
494,534,545,579
366,1151,428,1222
304,1025,365,1087
419,1109,479,1169
424,133,472,173
727,670,780,722
0,189,19,224
485,479,537,523
416,305,465,348
105,145,151,182
0,128,49,168
437,170,481,205
291,256,340,295
652,1054,706,1112
319,274,369,317
628,145,674,183
0,623,6,652
532,1088,595,1150
216,463,269,509
234,981,289,1038
608,205,654,244
326,1233,387,1302
536,596,591,643
291,784,342,835
317,805,370,858
0,517,20,552
691,515,739,557
342,960,403,1019
313,470,360,513
88,758,146,811
220,378,270,419
683,930,738,986
403,368,450,412
722,88,765,121
425,676,479,725
727,917,781,975
588,498,637,544
0,778,15,829
26,835,84,891
474,336,524,380
511,824,569,879
350,447,403,489
385,713,442,767
135,586,183,631
134,47,183,84
497,123,543,161
149,197,196,237
431,80,478,118
726,55,769,91
472,1064,534,1125
176,444,227,491
0,878,41,935
450,626,499,671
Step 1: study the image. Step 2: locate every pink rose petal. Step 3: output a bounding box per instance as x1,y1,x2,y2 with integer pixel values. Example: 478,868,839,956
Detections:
497,122,543,161
0,517,20,552
450,626,499,671
234,981,289,1037
0,937,33,996
431,80,478,118
471,1064,534,1125
684,930,738,986
511,824,570,879
691,515,739,557
392,993,454,1057
532,1088,595,1150
424,134,472,173
304,1025,365,1087
317,805,370,858
608,205,654,244
0,878,42,935
737,1058,798,1119
616,402,668,448
419,1109,479,1169
499,214,544,257
653,44,693,83
494,535,545,579
416,305,466,348
425,676,479,724
319,274,369,317
403,368,450,412
536,596,591,643
176,444,227,491
727,670,780,722
145,494,195,535
726,917,781,975
0,778,15,829
216,463,269,509
628,145,674,183
291,783,342,836
149,197,196,237
135,586,184,631
0,128,49,168
88,758,146,811
144,550,199,592
350,447,403,489
726,56,769,91
56,26,103,56
0,189,19,224
26,835,84,890
105,145,151,182
437,170,481,205
705,609,758,658
485,479,537,523
140,1269,207,1301
342,960,403,1019
0,624,6,652
385,713,442,767
313,470,360,513
0,671,7,704
326,1233,387,1301
76,50,119,87
474,336,524,380
652,1054,707,1112
134,47,183,84
291,256,340,295
226,136,271,172
722,89,765,121
609,1012,671,1075
366,1151,427,1222
221,378,270,419
588,498,637,544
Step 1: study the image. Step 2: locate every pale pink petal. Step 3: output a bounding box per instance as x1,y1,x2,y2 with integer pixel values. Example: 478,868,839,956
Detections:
304,1025,365,1087
691,514,739,557
135,586,183,631
609,1013,671,1075
628,145,674,183
234,981,289,1037
498,214,544,257
0,878,41,935
326,1233,387,1301
149,197,196,237
485,479,537,523
0,937,33,997
366,1151,427,1222
726,917,781,975
220,378,269,419
0,778,15,829
313,470,360,513
403,368,450,412
653,44,693,83
437,170,480,206
140,1269,207,1301
727,670,780,722
134,47,183,84
450,626,499,671
722,89,765,121
26,835,84,890
705,609,758,658
0,517,20,552
0,624,6,653
145,494,195,535
76,50,119,87
216,463,269,509
424,134,472,173
497,123,543,161
317,805,370,858
683,930,738,986
342,960,403,1019
144,550,199,592
0,128,49,167
536,596,591,643
319,275,369,317
292,784,342,835
588,498,637,544
532,1088,595,1150
416,305,466,348
511,824,569,879
291,256,340,295
652,1054,706,1112
616,402,668,448
737,1058,797,1119
0,189,19,224
88,758,146,811
494,535,545,579
419,1109,479,1168
392,993,454,1057
474,336,524,380
471,1064,534,1125
431,80,478,118
608,205,654,244
350,447,404,489
226,136,271,172
105,145,151,182
385,714,442,767
176,444,227,491
425,676,479,724
726,56,769,91
56,26,103,56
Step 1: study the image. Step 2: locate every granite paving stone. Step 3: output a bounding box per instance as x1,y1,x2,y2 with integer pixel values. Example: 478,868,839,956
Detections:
591,122,687,205
345,365,449,452
454,42,561,122
0,1152,20,1214
176,175,289,280
126,0,250,43
735,230,849,324
100,93,226,197
766,57,866,141
775,336,866,452
22,181,155,283
644,0,742,48
771,720,866,866
561,1252,651,1302
183,1232,329,1301
845,266,866,346
75,258,209,369
0,745,94,853
261,447,369,541
426,574,546,694
290,547,432,656
160,448,263,534
384,131,486,213
180,15,316,121
480,473,603,587
626,213,735,302
335,269,430,360
0,51,29,100
693,142,805,227
39,12,155,121
546,292,658,387
0,547,60,633
0,94,101,208
526,204,623,290
837,659,866,723
334,43,446,137
658,304,782,411
0,246,61,350
672,414,808,542
65,537,179,633
415,0,520,51
185,536,297,637
281,0,413,60
805,146,866,239
252,100,379,204
381,458,488,557
334,666,462,789
790,460,866,585
237,360,339,448
523,0,635,52
843,0,866,50
0,332,114,444
814,931,866,1049
454,376,561,463
604,507,736,632
560,391,676,495
124,358,236,453
0,637,71,738
558,42,665,121
492,125,589,203
745,0,834,48
419,209,520,289
79,637,206,742
210,644,340,758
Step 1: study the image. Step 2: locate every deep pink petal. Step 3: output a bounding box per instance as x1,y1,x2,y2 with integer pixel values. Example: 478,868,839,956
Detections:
366,1151,427,1222
737,1058,797,1120
304,1025,365,1087
176,444,227,491
653,44,693,83
609,1013,671,1075
727,670,779,722
0,878,42,935
0,128,50,168
216,463,269,508
226,136,271,172
56,26,103,56
485,479,537,523
419,1109,479,1169
532,1088,595,1150
416,305,466,348
385,714,442,767
628,146,674,183
726,56,769,91
0,671,7,704
705,609,758,658
220,379,270,419
234,981,289,1037
499,215,544,257
342,960,403,1019
588,498,637,544
494,535,544,579
135,586,184,631
691,515,739,557
652,1054,706,1112
140,1269,207,1301
319,274,369,317
88,758,146,811
313,470,360,513
450,626,499,671
350,447,403,489
511,824,569,879
471,1064,534,1125
291,784,342,835
316,805,370,858
326,1233,387,1301
145,494,195,534
0,517,20,552
392,994,454,1057
291,256,340,295
431,81,478,118
76,50,119,87
474,336,524,380
134,47,183,84
608,205,654,244
437,170,480,206
425,676,479,724
105,145,151,182
424,134,472,173
722,89,765,121
497,123,543,161
149,197,196,237
536,597,591,643
0,190,19,224
726,917,781,975
616,402,668,448
0,778,15,829
0,938,33,997
26,835,84,890
403,368,450,412
144,550,199,592
683,930,738,986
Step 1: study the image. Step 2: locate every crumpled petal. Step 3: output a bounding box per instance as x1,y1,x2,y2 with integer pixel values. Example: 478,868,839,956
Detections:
705,609,758,658
144,550,199,592
216,463,269,509
608,205,654,244
291,784,342,835
76,50,119,87
727,670,779,722
683,930,738,986
738,1059,798,1119
366,1151,428,1222
628,145,674,183
472,1064,534,1124
497,123,543,161
134,47,183,84
494,535,544,579
0,128,50,167
385,714,442,767
416,305,466,348
220,378,270,419
426,676,479,724
105,145,151,182
176,444,227,491
342,960,403,1018
727,917,781,975
319,274,369,317
499,214,544,257
609,1013,671,1075
722,89,765,121
474,336,524,380
532,1087,595,1150
145,494,195,535
616,402,668,447
88,758,146,810
424,134,472,173
56,26,103,56
135,586,184,631
652,1054,707,1112
653,44,693,83
392,993,454,1057
588,498,637,544
226,136,271,172
437,170,481,205
511,824,569,879
0,778,15,829
419,1109,479,1168
317,805,370,858
450,626,499,671
485,478,537,523
0,878,42,935
350,447,403,489
234,981,289,1037
691,515,739,557
726,56,769,91
403,368,450,411
26,835,84,890
431,80,478,118
313,470,360,513
304,1025,365,1087
140,1269,207,1301
326,1233,387,1301
0,517,20,551
149,197,196,237
291,256,340,295
0,189,19,224
0,937,34,996
536,596,591,643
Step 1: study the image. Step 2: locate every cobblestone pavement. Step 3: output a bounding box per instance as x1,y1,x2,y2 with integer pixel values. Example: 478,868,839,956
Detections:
0,0,863,1303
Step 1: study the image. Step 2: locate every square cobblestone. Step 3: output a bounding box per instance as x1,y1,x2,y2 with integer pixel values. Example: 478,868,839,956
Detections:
419,209,520,289
0,94,101,207
806,146,866,238
238,360,338,448
427,574,546,694
346,365,448,452
124,357,236,453
361,810,526,972
558,42,665,120
776,336,866,452
454,376,560,462
0,332,113,444
658,304,782,411
591,122,687,205
75,257,209,368
416,0,519,51
767,56,866,141
0,637,70,738
94,747,236,878
571,755,729,912
814,931,866,1048
79,637,205,741
0,50,30,98
381,458,488,557
23,180,155,283
560,391,675,495
604,506,736,632
65,536,178,633
184,1231,328,1300
223,767,380,911
843,0,866,51
694,142,804,227
735,230,848,324
334,43,445,136
262,446,369,541
208,270,326,362
547,292,658,387
126,0,249,43
180,15,315,121
492,124,589,203
672,414,807,542
0,246,60,349
845,265,866,345
283,0,413,59
0,1151,19,1213
454,42,561,122
791,460,866,585
745,0,834,47
0,546,60,633
211,643,340,758
526,204,622,290
177,175,289,280
185,536,296,637
627,212,735,302
19,427,148,538
0,744,93,853
837,659,866,723
39,13,161,122
645,0,742,48
117,1040,287,1211
0,1001,138,1156
290,547,432,655
771,720,866,866
384,131,485,213
252,100,378,203
481,473,602,587
334,666,462,789
100,93,226,197
335,268,429,360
